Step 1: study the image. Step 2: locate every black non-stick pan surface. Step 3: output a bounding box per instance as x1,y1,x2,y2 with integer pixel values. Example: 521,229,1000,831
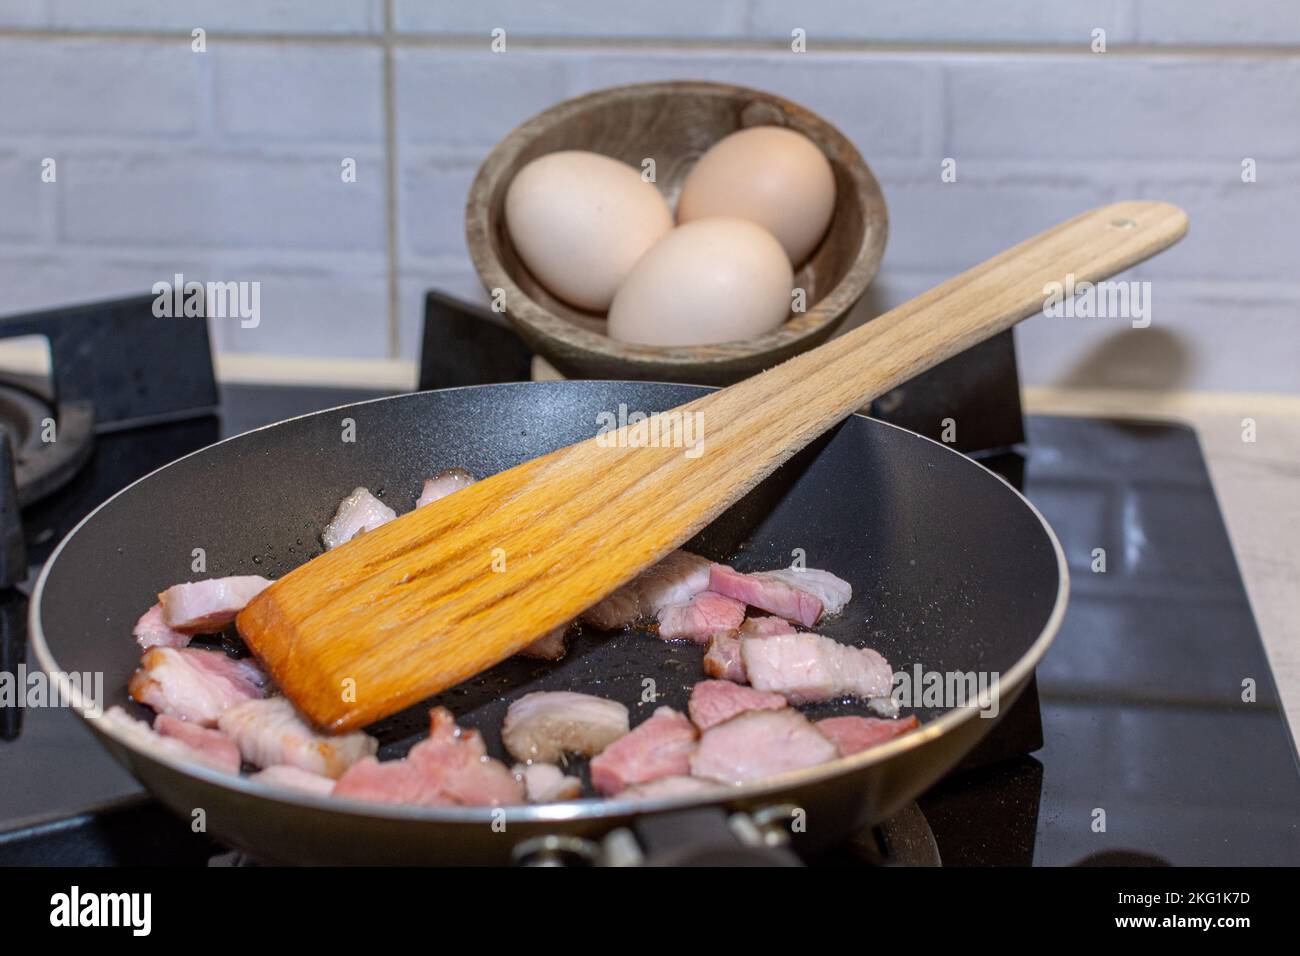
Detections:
32,381,1066,865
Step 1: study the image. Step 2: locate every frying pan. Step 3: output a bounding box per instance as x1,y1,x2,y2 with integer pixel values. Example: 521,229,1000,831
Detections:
30,380,1066,865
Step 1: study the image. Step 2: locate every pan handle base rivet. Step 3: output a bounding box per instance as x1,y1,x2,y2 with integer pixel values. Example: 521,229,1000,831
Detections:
511,834,600,867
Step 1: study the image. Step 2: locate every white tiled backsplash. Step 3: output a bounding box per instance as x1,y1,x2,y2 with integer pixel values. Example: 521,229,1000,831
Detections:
1,1,1297,392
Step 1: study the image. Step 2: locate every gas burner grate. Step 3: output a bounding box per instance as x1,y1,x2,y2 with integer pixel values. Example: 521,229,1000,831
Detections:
0,294,218,587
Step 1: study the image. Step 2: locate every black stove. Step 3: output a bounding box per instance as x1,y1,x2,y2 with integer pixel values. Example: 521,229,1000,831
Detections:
0,294,1296,866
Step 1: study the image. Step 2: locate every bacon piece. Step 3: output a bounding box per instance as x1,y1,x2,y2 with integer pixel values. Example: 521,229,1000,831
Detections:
133,603,190,649
158,576,272,633
513,763,583,803
636,552,715,611
128,647,268,726
581,550,713,630
691,709,838,785
703,632,746,682
250,764,337,796
816,715,920,756
758,568,852,618
517,622,570,660
331,756,451,806
501,691,629,763
410,708,524,805
709,564,824,627
704,617,797,683
218,696,377,778
589,707,697,796
657,591,745,644
99,706,239,774
321,487,396,550
416,467,476,507
741,632,893,704
153,714,241,774
333,708,524,807
741,616,799,637
687,679,787,731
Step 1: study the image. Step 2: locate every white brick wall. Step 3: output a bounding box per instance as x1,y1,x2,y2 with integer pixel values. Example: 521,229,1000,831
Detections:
394,0,752,40
0,3,1296,392
747,0,1135,45
392,47,570,149
564,50,937,159
38,0,384,34
1135,1,1300,45
0,39,205,135
215,45,385,143
0,151,44,241
0,0,48,29
945,57,1300,161
58,151,386,250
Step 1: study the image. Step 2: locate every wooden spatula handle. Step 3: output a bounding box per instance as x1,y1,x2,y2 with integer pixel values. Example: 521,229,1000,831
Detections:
688,200,1188,446
239,200,1187,732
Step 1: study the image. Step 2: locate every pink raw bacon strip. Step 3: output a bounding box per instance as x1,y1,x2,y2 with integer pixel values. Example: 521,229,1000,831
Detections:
703,632,746,683
691,709,838,785
581,550,713,630
332,755,451,806
128,647,268,726
158,575,272,634
218,696,377,778
656,591,745,644
741,632,893,704
133,603,190,649
251,765,337,796
704,616,797,683
709,564,823,627
153,714,242,774
740,616,799,637
757,568,852,618
687,680,787,731
589,707,697,796
100,706,240,775
816,715,919,756
333,708,523,807
407,709,523,806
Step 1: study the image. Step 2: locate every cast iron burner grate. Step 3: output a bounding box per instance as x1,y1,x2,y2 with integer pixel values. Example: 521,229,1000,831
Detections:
0,377,92,510
0,295,218,587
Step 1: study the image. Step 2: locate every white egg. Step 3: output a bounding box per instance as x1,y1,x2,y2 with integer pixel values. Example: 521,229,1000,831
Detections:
677,126,836,266
607,218,793,347
504,150,673,312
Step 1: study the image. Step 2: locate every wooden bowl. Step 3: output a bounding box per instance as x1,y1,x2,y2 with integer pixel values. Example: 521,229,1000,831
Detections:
466,81,888,386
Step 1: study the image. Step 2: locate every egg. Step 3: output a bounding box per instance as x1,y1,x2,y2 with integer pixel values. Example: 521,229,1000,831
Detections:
504,150,673,312
676,126,836,266
607,218,793,347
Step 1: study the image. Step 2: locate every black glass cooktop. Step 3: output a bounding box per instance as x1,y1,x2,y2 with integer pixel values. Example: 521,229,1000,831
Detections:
1,386,1296,866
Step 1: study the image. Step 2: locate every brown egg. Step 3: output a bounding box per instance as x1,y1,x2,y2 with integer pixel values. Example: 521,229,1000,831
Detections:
677,127,836,266
504,151,673,312
608,218,793,347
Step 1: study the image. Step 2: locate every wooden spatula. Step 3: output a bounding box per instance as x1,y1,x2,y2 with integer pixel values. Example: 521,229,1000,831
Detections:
238,201,1187,732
